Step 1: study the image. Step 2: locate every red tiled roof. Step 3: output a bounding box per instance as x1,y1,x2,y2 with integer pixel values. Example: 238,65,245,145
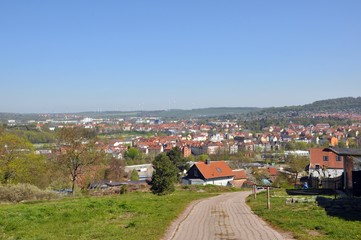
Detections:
268,167,279,176
195,161,234,179
229,179,247,188
232,170,247,180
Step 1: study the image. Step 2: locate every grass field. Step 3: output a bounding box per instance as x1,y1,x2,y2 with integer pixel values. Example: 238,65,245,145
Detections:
0,190,217,240
247,189,361,240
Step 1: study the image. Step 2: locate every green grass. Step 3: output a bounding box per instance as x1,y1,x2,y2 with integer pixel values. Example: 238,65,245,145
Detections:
247,189,361,240
0,190,216,240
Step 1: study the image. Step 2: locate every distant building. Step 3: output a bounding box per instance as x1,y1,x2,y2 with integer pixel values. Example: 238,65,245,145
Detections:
124,164,153,180
182,145,192,158
284,150,309,157
8,120,16,126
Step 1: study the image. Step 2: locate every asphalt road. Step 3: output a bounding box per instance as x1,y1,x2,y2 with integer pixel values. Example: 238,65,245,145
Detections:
164,191,293,240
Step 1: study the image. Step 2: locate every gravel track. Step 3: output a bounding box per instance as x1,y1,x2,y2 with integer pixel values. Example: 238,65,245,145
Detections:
163,191,293,240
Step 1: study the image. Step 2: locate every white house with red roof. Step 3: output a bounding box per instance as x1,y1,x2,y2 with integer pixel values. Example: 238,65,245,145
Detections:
182,160,234,186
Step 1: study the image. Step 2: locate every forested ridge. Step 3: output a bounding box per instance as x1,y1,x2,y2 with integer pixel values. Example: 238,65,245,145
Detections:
1,97,360,121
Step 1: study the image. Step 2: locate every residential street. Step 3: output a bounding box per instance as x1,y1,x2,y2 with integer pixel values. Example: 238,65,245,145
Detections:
164,191,293,240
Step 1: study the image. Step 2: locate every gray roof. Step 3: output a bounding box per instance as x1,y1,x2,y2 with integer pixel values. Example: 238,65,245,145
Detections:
323,147,361,157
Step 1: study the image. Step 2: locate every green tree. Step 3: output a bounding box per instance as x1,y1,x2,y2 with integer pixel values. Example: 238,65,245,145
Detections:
294,142,308,150
185,155,195,162
151,153,178,195
284,141,296,151
124,147,143,164
0,133,31,183
0,132,48,187
348,138,359,148
56,127,105,196
12,154,48,188
338,140,347,148
166,147,189,172
130,169,139,181
272,172,292,188
8,129,55,144
197,154,209,161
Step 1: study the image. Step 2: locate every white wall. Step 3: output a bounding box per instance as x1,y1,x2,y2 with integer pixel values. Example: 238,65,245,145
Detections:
309,168,343,178
204,177,233,186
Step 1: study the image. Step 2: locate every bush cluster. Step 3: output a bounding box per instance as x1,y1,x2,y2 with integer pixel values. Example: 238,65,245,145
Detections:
0,184,57,203
89,183,150,196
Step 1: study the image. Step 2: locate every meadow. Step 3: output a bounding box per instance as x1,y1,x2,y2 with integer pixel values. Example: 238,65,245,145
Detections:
247,189,361,240
0,190,216,240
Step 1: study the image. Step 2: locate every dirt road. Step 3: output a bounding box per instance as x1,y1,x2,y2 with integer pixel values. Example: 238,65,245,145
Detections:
164,191,292,240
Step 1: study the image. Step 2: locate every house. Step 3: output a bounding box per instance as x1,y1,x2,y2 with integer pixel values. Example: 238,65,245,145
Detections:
182,145,192,158
309,148,344,178
182,160,234,186
206,142,224,155
229,143,238,154
284,150,309,157
190,142,207,156
230,169,247,188
242,142,256,151
210,133,224,142
323,147,361,196
267,167,279,182
316,123,331,130
124,164,154,181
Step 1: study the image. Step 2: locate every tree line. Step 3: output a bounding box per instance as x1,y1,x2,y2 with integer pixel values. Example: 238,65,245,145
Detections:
0,127,189,196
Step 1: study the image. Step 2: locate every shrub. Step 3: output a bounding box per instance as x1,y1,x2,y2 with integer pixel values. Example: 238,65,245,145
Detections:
130,169,139,181
120,184,128,194
0,184,57,203
272,172,293,188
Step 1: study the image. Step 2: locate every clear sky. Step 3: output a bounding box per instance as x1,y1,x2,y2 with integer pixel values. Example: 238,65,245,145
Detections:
1,1,360,113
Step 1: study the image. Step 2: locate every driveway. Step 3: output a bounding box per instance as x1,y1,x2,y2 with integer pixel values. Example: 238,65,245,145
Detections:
164,191,293,240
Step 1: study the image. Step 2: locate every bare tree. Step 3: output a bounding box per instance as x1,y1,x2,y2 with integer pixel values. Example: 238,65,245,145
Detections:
288,155,309,188
56,127,105,195
106,157,125,181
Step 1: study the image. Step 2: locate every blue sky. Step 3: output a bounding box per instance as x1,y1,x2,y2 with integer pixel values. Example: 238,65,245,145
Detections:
1,1,360,113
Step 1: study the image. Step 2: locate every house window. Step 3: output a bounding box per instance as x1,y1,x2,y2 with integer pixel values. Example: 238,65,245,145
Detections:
315,164,320,170
323,156,329,161
194,170,198,177
336,155,342,161
216,167,222,173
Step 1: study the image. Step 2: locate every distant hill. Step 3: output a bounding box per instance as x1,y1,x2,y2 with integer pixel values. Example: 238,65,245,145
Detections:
1,97,360,122
140,107,260,118
79,107,260,119
303,97,361,112
0,108,260,122
0,113,42,122
260,97,361,115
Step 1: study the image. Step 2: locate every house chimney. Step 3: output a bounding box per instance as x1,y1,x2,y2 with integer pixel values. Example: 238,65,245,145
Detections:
205,159,211,165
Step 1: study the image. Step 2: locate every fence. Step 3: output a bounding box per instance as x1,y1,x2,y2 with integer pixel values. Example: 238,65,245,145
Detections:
309,176,342,190
309,177,319,189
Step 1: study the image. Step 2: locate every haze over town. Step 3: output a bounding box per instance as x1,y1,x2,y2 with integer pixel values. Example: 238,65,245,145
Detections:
1,1,361,113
